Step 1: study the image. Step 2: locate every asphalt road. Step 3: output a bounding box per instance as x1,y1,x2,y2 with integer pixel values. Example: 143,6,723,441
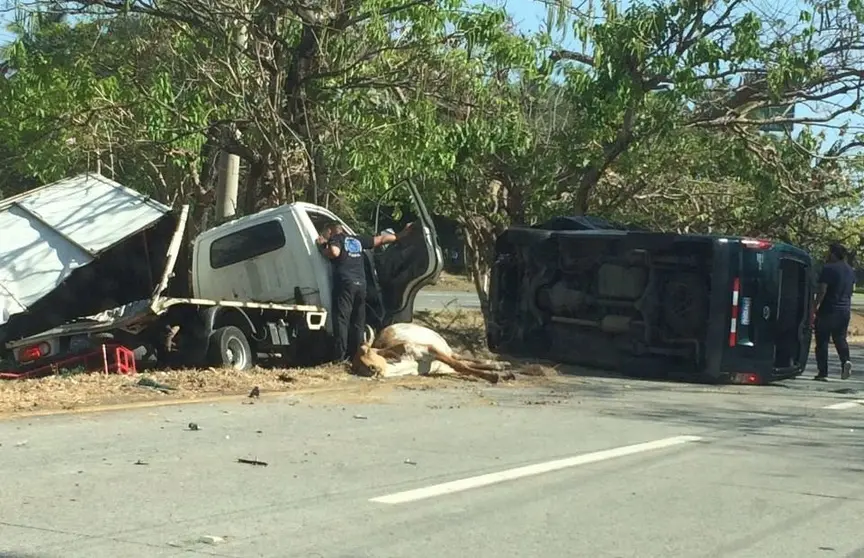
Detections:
2,348,864,558
416,289,480,310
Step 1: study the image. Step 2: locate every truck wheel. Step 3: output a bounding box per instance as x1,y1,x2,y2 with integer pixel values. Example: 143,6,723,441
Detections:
208,326,253,371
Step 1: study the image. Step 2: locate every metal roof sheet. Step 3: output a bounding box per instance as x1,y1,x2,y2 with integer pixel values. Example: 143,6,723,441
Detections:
0,173,170,324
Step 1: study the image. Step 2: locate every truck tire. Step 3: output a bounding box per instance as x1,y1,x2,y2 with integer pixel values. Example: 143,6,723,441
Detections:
207,326,253,371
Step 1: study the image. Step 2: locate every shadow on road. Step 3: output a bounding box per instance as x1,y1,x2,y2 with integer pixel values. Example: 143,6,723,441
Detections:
500,343,864,394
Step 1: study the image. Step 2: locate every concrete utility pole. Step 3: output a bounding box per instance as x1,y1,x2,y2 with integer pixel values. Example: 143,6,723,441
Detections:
215,21,248,222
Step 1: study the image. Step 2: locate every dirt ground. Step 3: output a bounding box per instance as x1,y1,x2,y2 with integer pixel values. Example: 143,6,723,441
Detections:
0,309,550,417
3,306,861,417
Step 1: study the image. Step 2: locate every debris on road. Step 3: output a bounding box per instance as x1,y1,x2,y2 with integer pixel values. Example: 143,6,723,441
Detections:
137,377,176,393
525,398,564,406
134,459,148,466
187,422,200,431
404,458,417,465
353,414,368,420
237,458,268,467
248,386,260,398
169,535,227,548
14,440,27,447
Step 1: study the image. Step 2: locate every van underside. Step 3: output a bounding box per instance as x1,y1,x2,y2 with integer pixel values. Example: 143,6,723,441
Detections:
488,230,716,379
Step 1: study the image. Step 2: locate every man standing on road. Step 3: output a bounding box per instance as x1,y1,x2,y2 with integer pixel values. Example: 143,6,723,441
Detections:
316,221,412,362
813,242,855,381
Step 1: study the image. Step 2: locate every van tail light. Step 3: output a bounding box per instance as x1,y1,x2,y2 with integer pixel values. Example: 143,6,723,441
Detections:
741,238,773,250
729,277,740,347
732,372,761,385
19,342,51,363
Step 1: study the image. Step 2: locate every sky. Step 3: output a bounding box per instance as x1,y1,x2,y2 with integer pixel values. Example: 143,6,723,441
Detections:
497,0,863,152
0,0,861,151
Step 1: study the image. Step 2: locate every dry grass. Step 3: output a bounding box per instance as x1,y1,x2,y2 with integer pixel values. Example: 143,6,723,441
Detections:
0,363,356,416
7,304,854,416
848,309,864,340
415,307,489,356
0,309,506,417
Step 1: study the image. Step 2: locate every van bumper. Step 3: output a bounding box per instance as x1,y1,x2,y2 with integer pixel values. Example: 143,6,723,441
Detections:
767,365,806,383
725,365,805,385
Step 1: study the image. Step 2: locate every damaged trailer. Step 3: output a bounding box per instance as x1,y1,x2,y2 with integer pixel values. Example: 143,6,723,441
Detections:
0,173,187,346
0,173,327,374
486,222,814,385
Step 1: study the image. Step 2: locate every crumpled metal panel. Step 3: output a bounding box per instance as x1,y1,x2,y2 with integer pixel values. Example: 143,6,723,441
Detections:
0,173,170,324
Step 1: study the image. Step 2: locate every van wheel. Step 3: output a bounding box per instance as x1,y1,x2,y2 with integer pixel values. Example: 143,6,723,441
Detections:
208,326,252,371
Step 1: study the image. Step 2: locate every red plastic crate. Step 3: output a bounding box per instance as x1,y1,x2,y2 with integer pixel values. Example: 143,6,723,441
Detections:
0,344,137,380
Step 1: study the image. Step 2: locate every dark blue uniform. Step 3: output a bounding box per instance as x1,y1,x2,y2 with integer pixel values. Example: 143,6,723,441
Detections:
328,232,374,361
815,261,855,378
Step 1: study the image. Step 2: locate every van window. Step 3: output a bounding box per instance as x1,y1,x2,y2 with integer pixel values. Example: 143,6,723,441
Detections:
306,211,333,234
306,210,356,235
209,220,286,269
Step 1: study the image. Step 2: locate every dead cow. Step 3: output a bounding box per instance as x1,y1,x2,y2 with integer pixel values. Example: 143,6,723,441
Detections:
352,322,512,384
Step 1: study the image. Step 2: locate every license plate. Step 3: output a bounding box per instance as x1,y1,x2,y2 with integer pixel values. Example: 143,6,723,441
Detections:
741,297,752,325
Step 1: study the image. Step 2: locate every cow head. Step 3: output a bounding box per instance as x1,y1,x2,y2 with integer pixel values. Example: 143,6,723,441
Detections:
352,343,388,377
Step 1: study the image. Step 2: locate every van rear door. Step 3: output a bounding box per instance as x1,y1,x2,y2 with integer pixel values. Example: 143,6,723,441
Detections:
727,239,774,360
723,240,811,382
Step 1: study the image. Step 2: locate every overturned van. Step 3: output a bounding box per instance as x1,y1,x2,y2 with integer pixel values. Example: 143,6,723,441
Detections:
486,224,813,384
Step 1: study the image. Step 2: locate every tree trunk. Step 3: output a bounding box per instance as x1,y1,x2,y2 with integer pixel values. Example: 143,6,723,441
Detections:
459,216,499,323
242,160,265,215
574,105,638,215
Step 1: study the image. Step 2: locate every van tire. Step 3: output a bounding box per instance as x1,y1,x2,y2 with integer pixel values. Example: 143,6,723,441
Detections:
207,326,253,371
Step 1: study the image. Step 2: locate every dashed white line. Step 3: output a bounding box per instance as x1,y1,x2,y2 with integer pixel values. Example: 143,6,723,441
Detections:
369,435,703,505
823,399,864,410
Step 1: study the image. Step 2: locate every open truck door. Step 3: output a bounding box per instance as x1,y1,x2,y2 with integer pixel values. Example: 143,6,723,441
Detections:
372,181,443,326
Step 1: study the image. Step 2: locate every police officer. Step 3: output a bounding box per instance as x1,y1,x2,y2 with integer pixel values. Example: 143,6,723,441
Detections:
316,221,413,362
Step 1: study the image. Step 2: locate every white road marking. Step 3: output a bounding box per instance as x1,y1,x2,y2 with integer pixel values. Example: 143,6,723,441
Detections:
823,399,864,410
369,435,703,505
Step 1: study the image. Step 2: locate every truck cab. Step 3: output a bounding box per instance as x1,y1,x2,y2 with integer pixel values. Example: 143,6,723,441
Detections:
192,181,443,334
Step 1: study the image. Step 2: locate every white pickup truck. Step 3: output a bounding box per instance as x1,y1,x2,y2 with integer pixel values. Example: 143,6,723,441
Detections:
1,175,443,372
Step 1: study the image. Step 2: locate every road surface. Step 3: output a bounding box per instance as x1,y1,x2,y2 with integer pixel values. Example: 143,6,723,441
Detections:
416,289,480,310
2,349,864,557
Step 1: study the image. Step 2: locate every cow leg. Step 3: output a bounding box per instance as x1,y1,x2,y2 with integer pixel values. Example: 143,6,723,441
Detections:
427,347,500,384
460,358,512,371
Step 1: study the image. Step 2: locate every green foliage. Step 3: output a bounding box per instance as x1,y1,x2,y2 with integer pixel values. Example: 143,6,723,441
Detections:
0,12,219,199
1,0,863,301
